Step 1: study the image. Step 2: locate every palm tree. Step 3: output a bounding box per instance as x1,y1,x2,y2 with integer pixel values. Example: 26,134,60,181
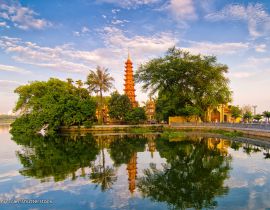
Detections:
263,111,270,123
90,165,117,191
90,140,117,191
85,66,114,124
243,111,253,123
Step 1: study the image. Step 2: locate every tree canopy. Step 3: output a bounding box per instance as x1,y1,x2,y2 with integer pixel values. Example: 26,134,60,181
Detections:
11,78,96,134
231,105,242,121
135,47,232,121
108,92,132,121
108,92,147,124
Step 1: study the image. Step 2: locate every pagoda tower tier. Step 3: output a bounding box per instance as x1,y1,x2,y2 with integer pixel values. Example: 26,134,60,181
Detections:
123,53,138,107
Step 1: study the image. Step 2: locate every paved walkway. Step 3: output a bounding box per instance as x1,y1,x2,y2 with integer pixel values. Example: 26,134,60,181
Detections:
170,122,270,132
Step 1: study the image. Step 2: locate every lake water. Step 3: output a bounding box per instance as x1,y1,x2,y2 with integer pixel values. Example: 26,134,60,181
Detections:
0,125,270,210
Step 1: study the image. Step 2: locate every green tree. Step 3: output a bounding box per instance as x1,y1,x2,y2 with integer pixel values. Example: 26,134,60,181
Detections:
230,105,242,122
178,105,201,122
263,111,270,123
243,111,253,123
135,47,232,121
11,78,96,134
85,66,114,124
108,92,132,121
124,107,147,124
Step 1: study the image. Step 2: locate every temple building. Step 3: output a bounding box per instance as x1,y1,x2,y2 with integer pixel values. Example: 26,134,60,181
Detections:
124,53,138,107
145,97,156,122
169,104,234,124
206,104,232,123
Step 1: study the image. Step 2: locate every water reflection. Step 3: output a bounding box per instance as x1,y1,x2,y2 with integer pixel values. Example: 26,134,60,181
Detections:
12,133,99,182
8,131,270,209
138,137,232,209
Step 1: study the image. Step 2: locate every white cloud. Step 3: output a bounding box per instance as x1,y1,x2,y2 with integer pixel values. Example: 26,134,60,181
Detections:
73,26,90,37
0,64,30,74
183,40,249,55
169,0,197,21
112,9,120,14
0,2,51,30
82,26,90,33
102,26,177,63
0,27,178,103
229,72,254,79
254,177,267,186
0,27,177,73
205,3,270,38
99,0,160,8
0,80,22,86
111,19,129,25
244,57,270,67
255,44,267,52
0,21,7,27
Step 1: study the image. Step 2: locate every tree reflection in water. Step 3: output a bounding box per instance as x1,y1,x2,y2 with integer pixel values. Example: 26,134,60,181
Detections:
12,133,99,182
109,136,147,166
137,137,232,210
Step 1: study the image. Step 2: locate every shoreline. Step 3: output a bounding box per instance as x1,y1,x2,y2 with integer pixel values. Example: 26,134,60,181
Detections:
3,123,270,142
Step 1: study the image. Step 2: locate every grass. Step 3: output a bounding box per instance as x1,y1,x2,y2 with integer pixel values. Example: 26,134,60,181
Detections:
161,131,187,139
210,129,243,138
129,126,162,133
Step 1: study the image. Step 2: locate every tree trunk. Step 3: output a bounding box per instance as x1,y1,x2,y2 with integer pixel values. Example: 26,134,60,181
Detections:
100,89,103,125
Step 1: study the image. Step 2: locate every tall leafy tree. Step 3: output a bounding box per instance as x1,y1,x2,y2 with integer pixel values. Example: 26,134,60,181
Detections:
230,105,242,122
135,47,232,121
12,78,96,134
108,92,132,121
124,107,147,124
85,66,114,124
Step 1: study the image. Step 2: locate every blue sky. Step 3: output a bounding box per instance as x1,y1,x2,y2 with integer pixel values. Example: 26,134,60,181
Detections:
1,0,270,114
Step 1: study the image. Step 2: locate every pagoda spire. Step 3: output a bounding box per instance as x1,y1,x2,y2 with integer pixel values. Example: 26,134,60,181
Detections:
124,51,138,107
